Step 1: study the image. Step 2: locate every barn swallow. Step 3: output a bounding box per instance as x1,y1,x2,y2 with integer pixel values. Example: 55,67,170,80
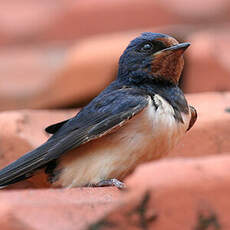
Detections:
0,32,197,189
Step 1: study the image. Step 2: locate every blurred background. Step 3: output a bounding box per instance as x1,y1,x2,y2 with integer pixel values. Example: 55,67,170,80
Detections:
0,0,229,111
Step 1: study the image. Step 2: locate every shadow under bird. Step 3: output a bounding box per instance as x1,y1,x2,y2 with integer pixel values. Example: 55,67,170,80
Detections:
0,32,197,189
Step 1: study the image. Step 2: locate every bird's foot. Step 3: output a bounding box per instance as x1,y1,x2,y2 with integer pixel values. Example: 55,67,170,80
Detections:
94,179,126,189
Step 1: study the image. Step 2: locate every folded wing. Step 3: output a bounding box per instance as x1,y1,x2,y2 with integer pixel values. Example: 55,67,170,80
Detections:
0,88,149,186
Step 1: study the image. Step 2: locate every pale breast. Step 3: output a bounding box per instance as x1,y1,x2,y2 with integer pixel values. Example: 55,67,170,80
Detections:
52,94,191,188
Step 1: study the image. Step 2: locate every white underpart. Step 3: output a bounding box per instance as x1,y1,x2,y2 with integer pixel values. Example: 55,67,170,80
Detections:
54,94,191,188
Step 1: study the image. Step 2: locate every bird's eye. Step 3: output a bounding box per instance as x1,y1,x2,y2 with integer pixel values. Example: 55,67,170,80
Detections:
140,43,153,52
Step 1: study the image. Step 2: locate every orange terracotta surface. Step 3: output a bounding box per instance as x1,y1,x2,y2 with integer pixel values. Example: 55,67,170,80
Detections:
0,0,180,46
0,45,70,111
0,110,76,169
184,29,230,93
1,27,230,110
104,154,230,230
1,0,230,46
1,155,230,229
170,91,230,157
0,32,137,110
30,33,136,109
0,188,122,230
160,0,230,22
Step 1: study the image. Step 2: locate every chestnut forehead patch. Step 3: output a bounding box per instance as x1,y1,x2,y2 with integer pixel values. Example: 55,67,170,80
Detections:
155,36,179,47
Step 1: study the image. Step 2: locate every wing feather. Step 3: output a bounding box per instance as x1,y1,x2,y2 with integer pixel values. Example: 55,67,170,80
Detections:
0,88,149,186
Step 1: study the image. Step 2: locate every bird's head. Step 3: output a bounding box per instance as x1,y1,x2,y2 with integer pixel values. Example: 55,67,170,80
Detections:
118,32,190,85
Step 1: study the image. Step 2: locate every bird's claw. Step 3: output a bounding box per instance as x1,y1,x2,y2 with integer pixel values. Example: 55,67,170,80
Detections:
94,178,126,189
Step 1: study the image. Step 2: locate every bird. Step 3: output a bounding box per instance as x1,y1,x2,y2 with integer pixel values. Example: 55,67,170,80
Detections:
0,32,197,189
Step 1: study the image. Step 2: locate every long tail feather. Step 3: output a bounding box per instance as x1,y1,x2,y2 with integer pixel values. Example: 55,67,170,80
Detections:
0,140,54,186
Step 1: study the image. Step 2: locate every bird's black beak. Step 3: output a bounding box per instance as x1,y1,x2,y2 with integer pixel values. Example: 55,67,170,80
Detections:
154,42,190,57
151,42,190,84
